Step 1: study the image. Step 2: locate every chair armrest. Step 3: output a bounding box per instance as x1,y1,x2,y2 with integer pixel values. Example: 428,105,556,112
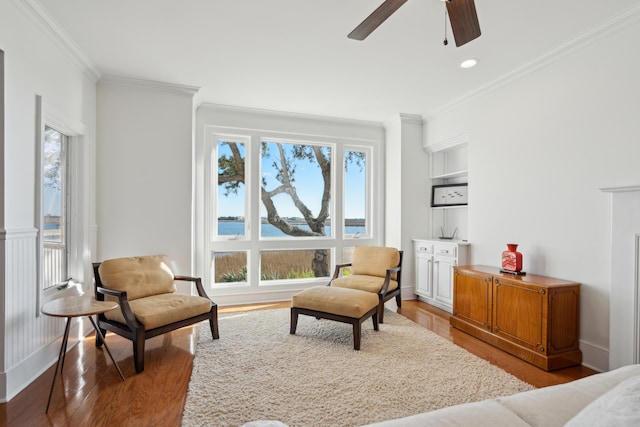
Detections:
331,262,353,280
96,286,140,327
174,275,214,302
380,266,402,294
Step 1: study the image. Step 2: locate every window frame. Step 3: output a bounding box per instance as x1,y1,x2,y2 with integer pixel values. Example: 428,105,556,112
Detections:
258,137,335,241
209,134,251,243
343,144,373,240
199,121,383,299
35,96,88,311
41,125,70,290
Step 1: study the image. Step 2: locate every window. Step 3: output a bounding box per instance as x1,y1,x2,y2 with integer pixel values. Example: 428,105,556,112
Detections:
42,126,69,290
203,122,381,295
260,140,332,239
216,138,247,238
260,249,332,282
344,148,370,238
35,96,89,311
213,251,248,285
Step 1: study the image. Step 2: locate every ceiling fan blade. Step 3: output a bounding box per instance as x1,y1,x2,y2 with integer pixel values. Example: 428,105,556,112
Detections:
446,0,481,47
348,0,408,41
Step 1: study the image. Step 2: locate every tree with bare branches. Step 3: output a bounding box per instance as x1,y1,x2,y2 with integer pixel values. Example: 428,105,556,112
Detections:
218,140,363,277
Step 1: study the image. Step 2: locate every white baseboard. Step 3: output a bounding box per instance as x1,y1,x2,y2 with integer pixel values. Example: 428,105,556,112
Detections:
1,317,91,402
400,286,415,301
579,339,609,373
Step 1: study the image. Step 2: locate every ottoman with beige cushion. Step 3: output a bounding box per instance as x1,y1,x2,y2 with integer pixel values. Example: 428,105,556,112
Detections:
290,286,379,350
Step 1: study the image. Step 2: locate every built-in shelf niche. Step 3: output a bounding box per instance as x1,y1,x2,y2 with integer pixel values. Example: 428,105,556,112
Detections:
425,134,469,241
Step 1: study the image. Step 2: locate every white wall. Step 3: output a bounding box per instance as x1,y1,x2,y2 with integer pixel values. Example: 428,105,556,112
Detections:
385,114,430,298
96,77,197,276
0,0,96,401
424,18,640,371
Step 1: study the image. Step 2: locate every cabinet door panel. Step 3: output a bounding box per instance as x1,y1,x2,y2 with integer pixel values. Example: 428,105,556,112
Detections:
493,279,547,353
548,287,580,353
415,253,433,298
434,256,455,305
453,270,491,330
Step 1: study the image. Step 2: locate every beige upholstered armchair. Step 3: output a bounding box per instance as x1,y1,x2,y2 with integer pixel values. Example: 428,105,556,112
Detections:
93,255,219,373
329,246,403,323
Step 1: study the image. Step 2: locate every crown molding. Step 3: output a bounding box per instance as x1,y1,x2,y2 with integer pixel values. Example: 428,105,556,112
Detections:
425,3,640,122
12,0,101,81
424,133,469,153
399,113,423,124
199,102,385,129
98,75,200,98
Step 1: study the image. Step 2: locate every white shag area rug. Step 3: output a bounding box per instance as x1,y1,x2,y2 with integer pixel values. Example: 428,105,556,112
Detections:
181,308,533,427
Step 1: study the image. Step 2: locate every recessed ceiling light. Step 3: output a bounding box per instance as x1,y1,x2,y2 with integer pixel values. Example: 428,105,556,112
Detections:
460,58,479,69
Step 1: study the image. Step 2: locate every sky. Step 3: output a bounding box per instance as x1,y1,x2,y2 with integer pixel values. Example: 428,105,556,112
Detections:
217,140,366,219
43,187,62,216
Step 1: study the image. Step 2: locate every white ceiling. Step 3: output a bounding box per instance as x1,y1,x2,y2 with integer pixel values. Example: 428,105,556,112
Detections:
37,0,639,123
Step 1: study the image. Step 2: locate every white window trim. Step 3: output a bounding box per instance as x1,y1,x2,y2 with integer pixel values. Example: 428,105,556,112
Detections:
201,124,383,298
343,144,373,240
208,134,252,243
35,95,88,313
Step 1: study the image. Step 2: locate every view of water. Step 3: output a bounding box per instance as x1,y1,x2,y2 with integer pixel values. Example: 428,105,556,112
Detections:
218,221,365,237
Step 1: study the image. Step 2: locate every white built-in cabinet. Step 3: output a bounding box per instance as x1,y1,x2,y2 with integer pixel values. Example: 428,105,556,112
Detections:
415,134,470,312
414,239,469,313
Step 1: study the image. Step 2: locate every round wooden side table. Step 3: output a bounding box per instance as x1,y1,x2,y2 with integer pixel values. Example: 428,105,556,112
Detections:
41,295,126,413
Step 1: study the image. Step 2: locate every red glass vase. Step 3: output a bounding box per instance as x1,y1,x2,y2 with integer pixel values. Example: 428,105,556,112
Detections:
501,244,523,272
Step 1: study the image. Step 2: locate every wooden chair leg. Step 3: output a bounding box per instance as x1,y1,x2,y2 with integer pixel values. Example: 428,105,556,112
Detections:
395,294,402,307
133,328,145,373
352,321,361,350
372,312,379,331
290,308,299,334
209,307,219,339
378,299,385,324
95,326,106,348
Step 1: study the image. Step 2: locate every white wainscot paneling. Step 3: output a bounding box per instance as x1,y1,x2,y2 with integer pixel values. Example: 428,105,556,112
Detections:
1,228,81,401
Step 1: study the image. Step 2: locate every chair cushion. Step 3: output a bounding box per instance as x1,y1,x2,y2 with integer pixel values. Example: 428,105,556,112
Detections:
331,275,398,294
98,255,176,300
292,286,379,318
351,246,400,279
105,293,212,329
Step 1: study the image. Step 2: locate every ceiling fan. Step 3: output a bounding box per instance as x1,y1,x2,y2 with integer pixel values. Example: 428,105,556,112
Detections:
348,0,481,47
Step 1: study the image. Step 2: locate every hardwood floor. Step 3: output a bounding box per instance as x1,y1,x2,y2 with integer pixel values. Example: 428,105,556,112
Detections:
0,300,598,426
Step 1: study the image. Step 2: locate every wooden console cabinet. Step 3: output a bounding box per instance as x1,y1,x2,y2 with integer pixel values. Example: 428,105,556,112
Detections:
450,265,582,371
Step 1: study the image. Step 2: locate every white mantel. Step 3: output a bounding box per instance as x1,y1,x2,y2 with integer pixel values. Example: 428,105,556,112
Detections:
601,185,640,370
